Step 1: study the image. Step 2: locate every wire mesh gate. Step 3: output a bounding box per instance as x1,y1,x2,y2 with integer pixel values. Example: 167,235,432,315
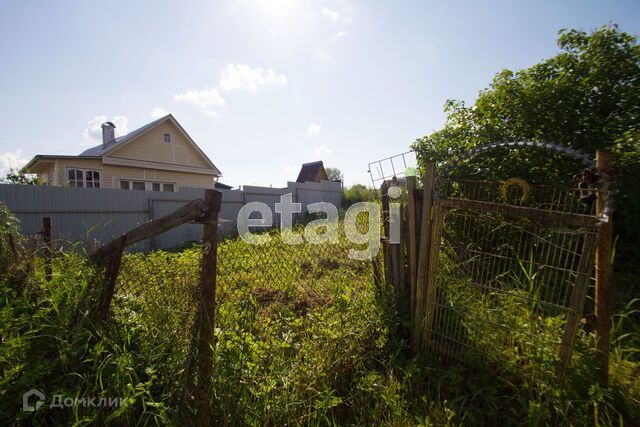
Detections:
425,180,599,379
381,142,614,382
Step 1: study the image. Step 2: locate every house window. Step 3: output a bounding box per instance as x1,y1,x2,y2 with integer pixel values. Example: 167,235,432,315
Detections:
164,133,171,143
67,168,101,188
118,179,177,192
132,181,146,191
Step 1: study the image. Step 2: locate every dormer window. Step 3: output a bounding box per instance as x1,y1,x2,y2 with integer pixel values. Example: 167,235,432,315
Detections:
164,133,171,143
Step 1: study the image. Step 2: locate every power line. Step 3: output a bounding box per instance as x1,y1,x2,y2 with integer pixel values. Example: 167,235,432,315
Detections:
0,136,70,154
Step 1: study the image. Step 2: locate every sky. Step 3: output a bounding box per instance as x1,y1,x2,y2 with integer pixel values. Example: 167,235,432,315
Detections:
1,0,639,188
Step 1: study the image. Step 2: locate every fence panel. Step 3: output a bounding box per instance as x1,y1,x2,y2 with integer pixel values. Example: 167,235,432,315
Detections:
0,180,342,250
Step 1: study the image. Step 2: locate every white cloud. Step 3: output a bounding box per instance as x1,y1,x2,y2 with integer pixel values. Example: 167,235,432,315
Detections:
313,146,333,156
333,30,349,39
150,107,169,119
171,64,286,117
321,8,352,25
173,88,226,109
0,149,28,176
282,165,299,174
281,165,299,179
219,63,287,92
201,110,220,118
306,122,322,136
82,115,129,145
314,48,332,62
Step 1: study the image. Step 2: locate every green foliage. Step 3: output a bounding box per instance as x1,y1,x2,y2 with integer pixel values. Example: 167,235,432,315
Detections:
0,203,22,282
325,167,343,182
1,168,41,185
412,23,640,295
414,25,640,163
1,217,638,425
342,184,377,208
0,203,39,294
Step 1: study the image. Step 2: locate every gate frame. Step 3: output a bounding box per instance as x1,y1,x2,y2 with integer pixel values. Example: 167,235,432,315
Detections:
401,144,613,384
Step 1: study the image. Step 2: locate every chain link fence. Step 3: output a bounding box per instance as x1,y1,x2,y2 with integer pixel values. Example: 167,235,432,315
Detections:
212,225,384,421
109,215,386,422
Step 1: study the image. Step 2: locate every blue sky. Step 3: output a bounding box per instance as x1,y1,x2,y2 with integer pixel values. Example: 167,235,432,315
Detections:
1,0,639,188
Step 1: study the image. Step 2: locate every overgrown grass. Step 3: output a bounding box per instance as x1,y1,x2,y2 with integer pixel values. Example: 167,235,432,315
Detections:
1,213,638,425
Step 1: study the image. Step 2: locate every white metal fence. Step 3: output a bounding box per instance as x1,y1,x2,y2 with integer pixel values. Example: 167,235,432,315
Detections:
0,180,342,250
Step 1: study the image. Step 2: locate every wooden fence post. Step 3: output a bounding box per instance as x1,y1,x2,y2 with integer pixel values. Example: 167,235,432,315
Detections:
398,204,406,307
42,217,52,282
422,198,443,348
95,235,126,321
194,189,222,427
595,149,614,386
405,176,417,327
412,164,436,354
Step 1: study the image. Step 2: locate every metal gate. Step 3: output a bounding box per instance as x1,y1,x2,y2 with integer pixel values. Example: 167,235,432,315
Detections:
385,142,614,381
427,180,601,378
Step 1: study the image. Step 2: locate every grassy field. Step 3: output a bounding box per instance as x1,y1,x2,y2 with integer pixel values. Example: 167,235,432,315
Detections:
1,214,639,425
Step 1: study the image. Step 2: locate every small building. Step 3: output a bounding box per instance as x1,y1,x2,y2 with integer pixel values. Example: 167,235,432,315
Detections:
24,114,222,191
296,160,329,183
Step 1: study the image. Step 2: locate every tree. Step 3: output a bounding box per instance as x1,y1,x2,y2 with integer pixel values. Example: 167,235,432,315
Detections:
1,168,40,185
342,184,377,208
325,167,343,182
412,24,640,287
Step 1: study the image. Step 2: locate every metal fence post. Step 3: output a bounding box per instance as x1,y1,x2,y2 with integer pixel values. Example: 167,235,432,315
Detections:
195,189,222,426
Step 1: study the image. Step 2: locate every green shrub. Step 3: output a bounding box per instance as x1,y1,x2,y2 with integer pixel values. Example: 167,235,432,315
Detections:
412,24,640,301
342,184,377,208
1,215,638,425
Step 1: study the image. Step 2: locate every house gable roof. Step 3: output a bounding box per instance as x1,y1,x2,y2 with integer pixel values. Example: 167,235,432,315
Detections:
79,115,167,157
79,114,221,175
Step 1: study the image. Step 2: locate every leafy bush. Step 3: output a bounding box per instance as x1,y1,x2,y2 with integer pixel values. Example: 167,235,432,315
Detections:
342,184,377,208
1,213,638,425
411,24,640,298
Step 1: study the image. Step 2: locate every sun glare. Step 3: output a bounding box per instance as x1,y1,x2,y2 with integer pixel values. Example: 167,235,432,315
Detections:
256,0,296,19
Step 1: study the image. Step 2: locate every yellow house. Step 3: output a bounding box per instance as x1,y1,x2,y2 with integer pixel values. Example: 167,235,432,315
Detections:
24,114,221,192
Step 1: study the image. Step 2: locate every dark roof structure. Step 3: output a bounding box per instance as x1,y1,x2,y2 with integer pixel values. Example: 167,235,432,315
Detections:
296,160,329,183
214,181,233,190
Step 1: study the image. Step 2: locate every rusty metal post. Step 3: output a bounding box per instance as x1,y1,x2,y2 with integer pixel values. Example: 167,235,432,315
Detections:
595,149,614,386
380,182,393,287
194,189,222,426
42,217,52,281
